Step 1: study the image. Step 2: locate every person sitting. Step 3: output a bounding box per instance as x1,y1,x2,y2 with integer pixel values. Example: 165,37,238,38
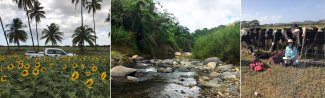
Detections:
283,39,298,66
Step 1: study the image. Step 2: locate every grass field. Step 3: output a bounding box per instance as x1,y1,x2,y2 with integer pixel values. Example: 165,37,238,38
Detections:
241,48,325,98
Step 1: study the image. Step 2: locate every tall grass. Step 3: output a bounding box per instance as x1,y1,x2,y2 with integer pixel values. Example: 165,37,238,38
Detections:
192,22,240,64
111,26,138,55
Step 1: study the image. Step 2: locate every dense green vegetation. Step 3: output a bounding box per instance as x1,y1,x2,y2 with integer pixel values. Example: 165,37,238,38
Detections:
111,0,193,58
192,22,240,64
112,0,240,63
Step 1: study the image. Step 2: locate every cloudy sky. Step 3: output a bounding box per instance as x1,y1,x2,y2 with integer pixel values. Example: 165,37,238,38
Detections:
242,0,325,24
0,0,110,46
156,0,240,32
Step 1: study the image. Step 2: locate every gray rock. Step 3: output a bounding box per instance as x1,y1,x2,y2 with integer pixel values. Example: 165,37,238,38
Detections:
163,59,174,65
221,72,238,80
136,63,150,67
209,72,220,78
111,66,137,77
203,57,223,65
227,85,239,96
200,77,223,88
157,67,173,73
158,63,170,68
177,67,190,72
149,59,155,64
217,64,233,72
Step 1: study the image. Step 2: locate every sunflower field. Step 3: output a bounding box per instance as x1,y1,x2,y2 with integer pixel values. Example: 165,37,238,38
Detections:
0,54,110,98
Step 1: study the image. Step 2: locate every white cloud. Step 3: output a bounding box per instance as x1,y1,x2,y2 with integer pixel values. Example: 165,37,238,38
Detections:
242,13,283,24
156,0,240,32
0,0,110,46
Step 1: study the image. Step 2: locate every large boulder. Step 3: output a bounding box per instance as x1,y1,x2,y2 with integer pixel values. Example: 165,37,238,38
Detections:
111,66,137,77
203,57,223,65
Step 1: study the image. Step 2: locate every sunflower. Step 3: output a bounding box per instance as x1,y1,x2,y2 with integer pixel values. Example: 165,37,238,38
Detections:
91,64,95,67
100,72,107,81
35,62,41,68
72,64,78,69
16,59,21,63
91,66,97,72
70,71,79,81
49,63,54,68
0,67,5,72
62,64,67,70
18,63,24,69
41,67,46,72
84,78,94,88
24,64,30,69
86,71,91,77
21,70,28,77
81,64,85,70
0,75,8,82
8,64,14,70
32,69,39,76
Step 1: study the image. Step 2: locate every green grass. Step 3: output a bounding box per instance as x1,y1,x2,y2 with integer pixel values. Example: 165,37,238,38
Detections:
192,22,240,64
241,48,325,98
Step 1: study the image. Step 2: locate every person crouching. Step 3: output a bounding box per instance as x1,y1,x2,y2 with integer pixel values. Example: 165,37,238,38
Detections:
283,39,298,66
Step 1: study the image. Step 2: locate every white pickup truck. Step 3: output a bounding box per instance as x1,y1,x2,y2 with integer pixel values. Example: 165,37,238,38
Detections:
24,48,76,57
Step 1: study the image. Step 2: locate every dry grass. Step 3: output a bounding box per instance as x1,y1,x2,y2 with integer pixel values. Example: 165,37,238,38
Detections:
241,49,325,98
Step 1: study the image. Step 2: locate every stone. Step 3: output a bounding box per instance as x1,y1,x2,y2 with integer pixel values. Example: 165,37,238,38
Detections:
157,67,173,73
207,62,216,69
221,72,238,80
200,77,223,88
149,59,155,64
111,66,137,77
203,57,223,65
136,63,150,67
175,52,182,56
177,67,190,72
209,72,220,78
127,76,139,81
217,64,233,72
158,63,170,68
202,76,210,81
183,52,192,56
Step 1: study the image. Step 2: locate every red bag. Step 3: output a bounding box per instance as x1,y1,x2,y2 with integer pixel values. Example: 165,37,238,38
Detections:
249,59,264,71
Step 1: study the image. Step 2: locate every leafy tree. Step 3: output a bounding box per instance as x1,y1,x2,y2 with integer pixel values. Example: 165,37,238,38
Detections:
6,18,28,50
41,23,63,46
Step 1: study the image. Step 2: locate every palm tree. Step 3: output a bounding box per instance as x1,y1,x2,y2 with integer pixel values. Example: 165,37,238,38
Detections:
0,17,10,52
41,23,63,46
86,0,101,50
29,0,45,51
6,18,28,50
71,0,86,30
72,25,96,52
12,0,35,50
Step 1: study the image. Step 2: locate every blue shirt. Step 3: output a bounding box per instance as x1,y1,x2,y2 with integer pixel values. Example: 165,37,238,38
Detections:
285,45,297,60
